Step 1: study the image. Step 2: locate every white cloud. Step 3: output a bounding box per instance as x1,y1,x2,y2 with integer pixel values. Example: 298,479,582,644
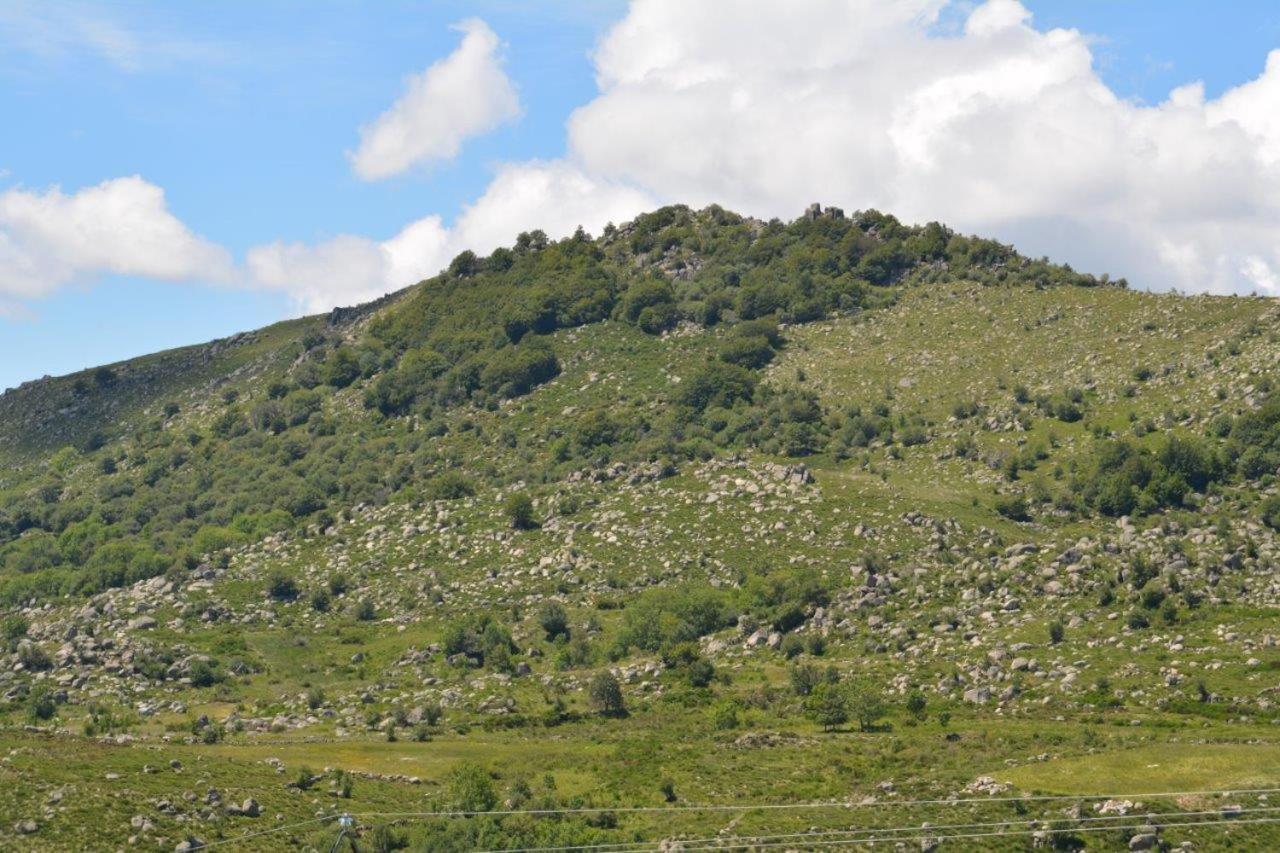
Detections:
249,0,1280,309
350,18,521,181
0,176,232,307
561,0,1280,295
248,162,653,312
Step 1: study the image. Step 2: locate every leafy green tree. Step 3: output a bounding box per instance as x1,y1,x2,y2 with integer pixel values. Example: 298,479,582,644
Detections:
848,680,887,732
805,683,848,732
588,672,626,717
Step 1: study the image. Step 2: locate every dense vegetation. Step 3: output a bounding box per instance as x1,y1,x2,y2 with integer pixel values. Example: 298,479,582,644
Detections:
4,204,1280,851
0,205,1111,606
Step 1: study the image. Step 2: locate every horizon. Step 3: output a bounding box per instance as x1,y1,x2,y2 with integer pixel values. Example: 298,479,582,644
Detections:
2,0,1280,389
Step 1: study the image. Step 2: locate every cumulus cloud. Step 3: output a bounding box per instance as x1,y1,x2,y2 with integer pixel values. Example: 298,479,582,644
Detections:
0,176,232,308
248,162,653,312
563,0,1280,294
166,0,1280,314
350,18,521,181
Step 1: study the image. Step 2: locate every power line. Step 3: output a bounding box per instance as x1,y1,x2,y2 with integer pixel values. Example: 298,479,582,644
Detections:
471,804,1280,850
350,785,1280,820
674,815,1280,851
472,805,1280,853
197,815,336,849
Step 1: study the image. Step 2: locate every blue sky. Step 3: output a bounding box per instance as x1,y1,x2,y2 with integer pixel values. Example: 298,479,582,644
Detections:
2,0,1279,390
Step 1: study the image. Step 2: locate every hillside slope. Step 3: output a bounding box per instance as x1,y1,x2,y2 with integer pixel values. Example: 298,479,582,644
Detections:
1,205,1280,851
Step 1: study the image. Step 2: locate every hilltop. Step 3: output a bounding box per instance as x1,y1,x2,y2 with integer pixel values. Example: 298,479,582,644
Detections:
1,204,1279,851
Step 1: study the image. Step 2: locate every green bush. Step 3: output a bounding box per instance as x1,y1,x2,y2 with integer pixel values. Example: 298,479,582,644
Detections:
719,335,775,369
266,570,299,601
619,584,734,653
480,341,560,398
676,363,757,413
504,492,537,530
537,602,569,641
426,472,475,501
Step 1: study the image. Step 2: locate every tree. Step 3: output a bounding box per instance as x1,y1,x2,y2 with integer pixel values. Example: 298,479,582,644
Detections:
588,672,626,717
805,683,848,732
537,601,569,641
848,680,887,732
504,492,537,530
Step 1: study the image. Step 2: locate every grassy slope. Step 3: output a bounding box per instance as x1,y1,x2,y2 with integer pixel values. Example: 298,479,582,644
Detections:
1,281,1280,850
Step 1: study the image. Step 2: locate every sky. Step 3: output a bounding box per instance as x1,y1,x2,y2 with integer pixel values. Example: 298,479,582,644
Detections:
1,0,1279,391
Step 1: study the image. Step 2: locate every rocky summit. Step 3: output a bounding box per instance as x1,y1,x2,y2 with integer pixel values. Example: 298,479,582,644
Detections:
2,204,1280,850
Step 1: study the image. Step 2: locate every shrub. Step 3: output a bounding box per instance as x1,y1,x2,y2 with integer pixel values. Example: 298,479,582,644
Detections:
905,690,927,720
790,664,823,697
17,641,51,672
504,492,537,530
719,335,775,369
447,763,497,812
443,614,515,667
621,279,675,324
187,658,224,688
426,471,475,501
1262,495,1280,531
995,495,1030,522
1048,620,1065,645
711,702,740,730
480,341,560,398
27,684,57,721
537,602,569,641
637,302,679,334
266,570,299,601
676,363,757,413
619,585,734,652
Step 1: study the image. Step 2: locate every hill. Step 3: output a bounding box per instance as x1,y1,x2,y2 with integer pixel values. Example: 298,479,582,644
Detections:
1,204,1279,851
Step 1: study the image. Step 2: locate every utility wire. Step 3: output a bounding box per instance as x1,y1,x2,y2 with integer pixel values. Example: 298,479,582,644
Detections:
197,815,336,849
673,815,1280,851
350,785,1280,820
471,805,1280,853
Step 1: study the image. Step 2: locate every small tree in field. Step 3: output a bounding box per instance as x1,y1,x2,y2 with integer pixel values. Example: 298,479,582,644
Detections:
538,602,569,641
588,672,626,717
805,683,848,732
905,689,927,721
848,680,887,732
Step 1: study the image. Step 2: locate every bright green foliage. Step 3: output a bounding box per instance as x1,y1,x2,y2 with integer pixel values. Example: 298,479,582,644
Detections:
805,683,848,731
588,672,626,717
447,763,498,813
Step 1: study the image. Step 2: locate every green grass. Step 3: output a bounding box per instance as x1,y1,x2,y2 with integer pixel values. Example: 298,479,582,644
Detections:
1001,742,1280,795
